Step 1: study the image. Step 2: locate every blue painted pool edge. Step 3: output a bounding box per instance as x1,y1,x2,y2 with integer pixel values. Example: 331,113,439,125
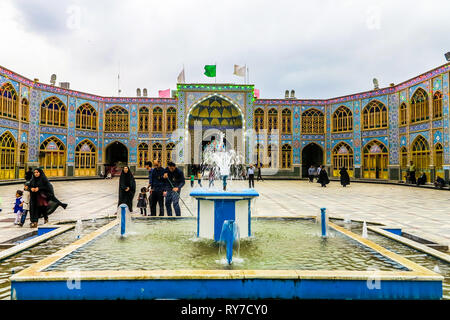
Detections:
11,279,442,300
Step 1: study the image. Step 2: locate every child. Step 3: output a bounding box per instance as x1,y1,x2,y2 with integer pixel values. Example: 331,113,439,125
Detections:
197,171,203,187
13,190,24,225
19,183,31,227
190,174,195,187
137,187,148,216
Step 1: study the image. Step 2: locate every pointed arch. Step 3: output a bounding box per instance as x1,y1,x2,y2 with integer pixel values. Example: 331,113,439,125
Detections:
0,131,16,179
433,91,443,119
281,144,292,169
410,88,429,123
301,108,324,134
138,106,149,132
76,103,97,130
254,108,264,133
166,107,177,132
105,105,128,132
152,142,163,162
411,135,430,178
152,107,163,132
434,142,443,172
39,136,66,177
138,142,149,168
0,82,18,120
362,100,388,130
332,106,353,133
332,141,354,177
40,96,67,127
75,139,96,176
399,103,407,126
362,139,388,179
268,108,278,132
166,142,176,166
21,97,29,122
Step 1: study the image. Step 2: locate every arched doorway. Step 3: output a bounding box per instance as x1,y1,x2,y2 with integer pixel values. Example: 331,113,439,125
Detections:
187,95,243,167
0,131,16,180
302,143,323,177
105,141,128,166
362,140,388,179
75,140,96,176
39,137,66,177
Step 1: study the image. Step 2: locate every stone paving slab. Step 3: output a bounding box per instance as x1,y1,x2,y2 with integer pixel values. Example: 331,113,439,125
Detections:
0,178,448,251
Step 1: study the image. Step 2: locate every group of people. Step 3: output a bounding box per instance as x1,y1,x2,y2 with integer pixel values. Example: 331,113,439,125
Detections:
13,168,68,228
405,161,434,187
118,160,186,217
308,165,350,188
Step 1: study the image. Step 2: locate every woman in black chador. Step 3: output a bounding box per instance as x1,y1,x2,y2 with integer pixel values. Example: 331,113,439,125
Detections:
317,165,330,187
29,168,68,228
118,166,136,212
339,167,350,187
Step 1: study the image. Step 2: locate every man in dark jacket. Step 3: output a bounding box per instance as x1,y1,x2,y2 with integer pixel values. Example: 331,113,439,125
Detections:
163,162,185,217
150,160,165,216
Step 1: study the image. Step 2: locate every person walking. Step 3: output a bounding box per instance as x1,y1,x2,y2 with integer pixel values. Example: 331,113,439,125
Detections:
247,164,255,188
118,166,136,212
13,190,24,225
308,165,315,182
29,168,65,227
24,167,33,182
408,161,416,185
163,162,185,217
19,182,31,227
150,160,165,216
145,161,153,210
257,163,264,182
339,167,350,187
317,165,330,187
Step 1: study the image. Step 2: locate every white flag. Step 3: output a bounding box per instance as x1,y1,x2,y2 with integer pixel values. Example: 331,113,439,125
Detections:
177,68,185,83
233,65,246,77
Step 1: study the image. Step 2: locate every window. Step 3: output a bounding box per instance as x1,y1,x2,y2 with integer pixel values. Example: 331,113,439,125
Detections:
152,107,163,132
332,142,354,174
254,143,264,167
301,109,324,134
281,144,292,168
105,106,128,132
152,143,162,162
138,106,149,132
0,83,18,120
19,143,27,179
281,109,292,134
166,107,177,132
40,96,67,127
254,108,264,133
434,143,443,171
268,108,278,132
0,131,16,179
39,137,66,177
21,98,29,122
166,142,175,165
75,140,96,176
400,147,408,169
433,91,443,119
362,101,387,130
399,103,407,126
411,136,430,175
332,106,353,133
76,103,97,130
410,88,429,123
138,143,149,168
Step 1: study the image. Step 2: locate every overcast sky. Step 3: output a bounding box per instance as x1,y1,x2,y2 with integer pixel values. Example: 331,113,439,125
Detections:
1,0,449,99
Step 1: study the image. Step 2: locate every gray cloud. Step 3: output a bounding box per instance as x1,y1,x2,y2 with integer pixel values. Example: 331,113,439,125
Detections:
4,0,450,99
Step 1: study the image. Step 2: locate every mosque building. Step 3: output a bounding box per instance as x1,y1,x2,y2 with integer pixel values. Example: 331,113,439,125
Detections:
0,62,449,181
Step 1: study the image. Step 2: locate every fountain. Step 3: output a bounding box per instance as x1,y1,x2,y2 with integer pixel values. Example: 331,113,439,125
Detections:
190,132,259,264
7,132,445,300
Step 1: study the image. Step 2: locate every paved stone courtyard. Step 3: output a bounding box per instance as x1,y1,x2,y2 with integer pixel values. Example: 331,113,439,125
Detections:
0,179,449,250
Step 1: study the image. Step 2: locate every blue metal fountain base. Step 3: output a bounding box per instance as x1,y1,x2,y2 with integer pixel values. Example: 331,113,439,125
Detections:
190,189,259,241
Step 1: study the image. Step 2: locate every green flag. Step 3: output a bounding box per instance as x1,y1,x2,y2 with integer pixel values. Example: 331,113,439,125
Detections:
204,65,216,77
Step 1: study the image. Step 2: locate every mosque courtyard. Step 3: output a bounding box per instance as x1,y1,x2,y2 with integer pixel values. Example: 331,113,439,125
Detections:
0,179,449,249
